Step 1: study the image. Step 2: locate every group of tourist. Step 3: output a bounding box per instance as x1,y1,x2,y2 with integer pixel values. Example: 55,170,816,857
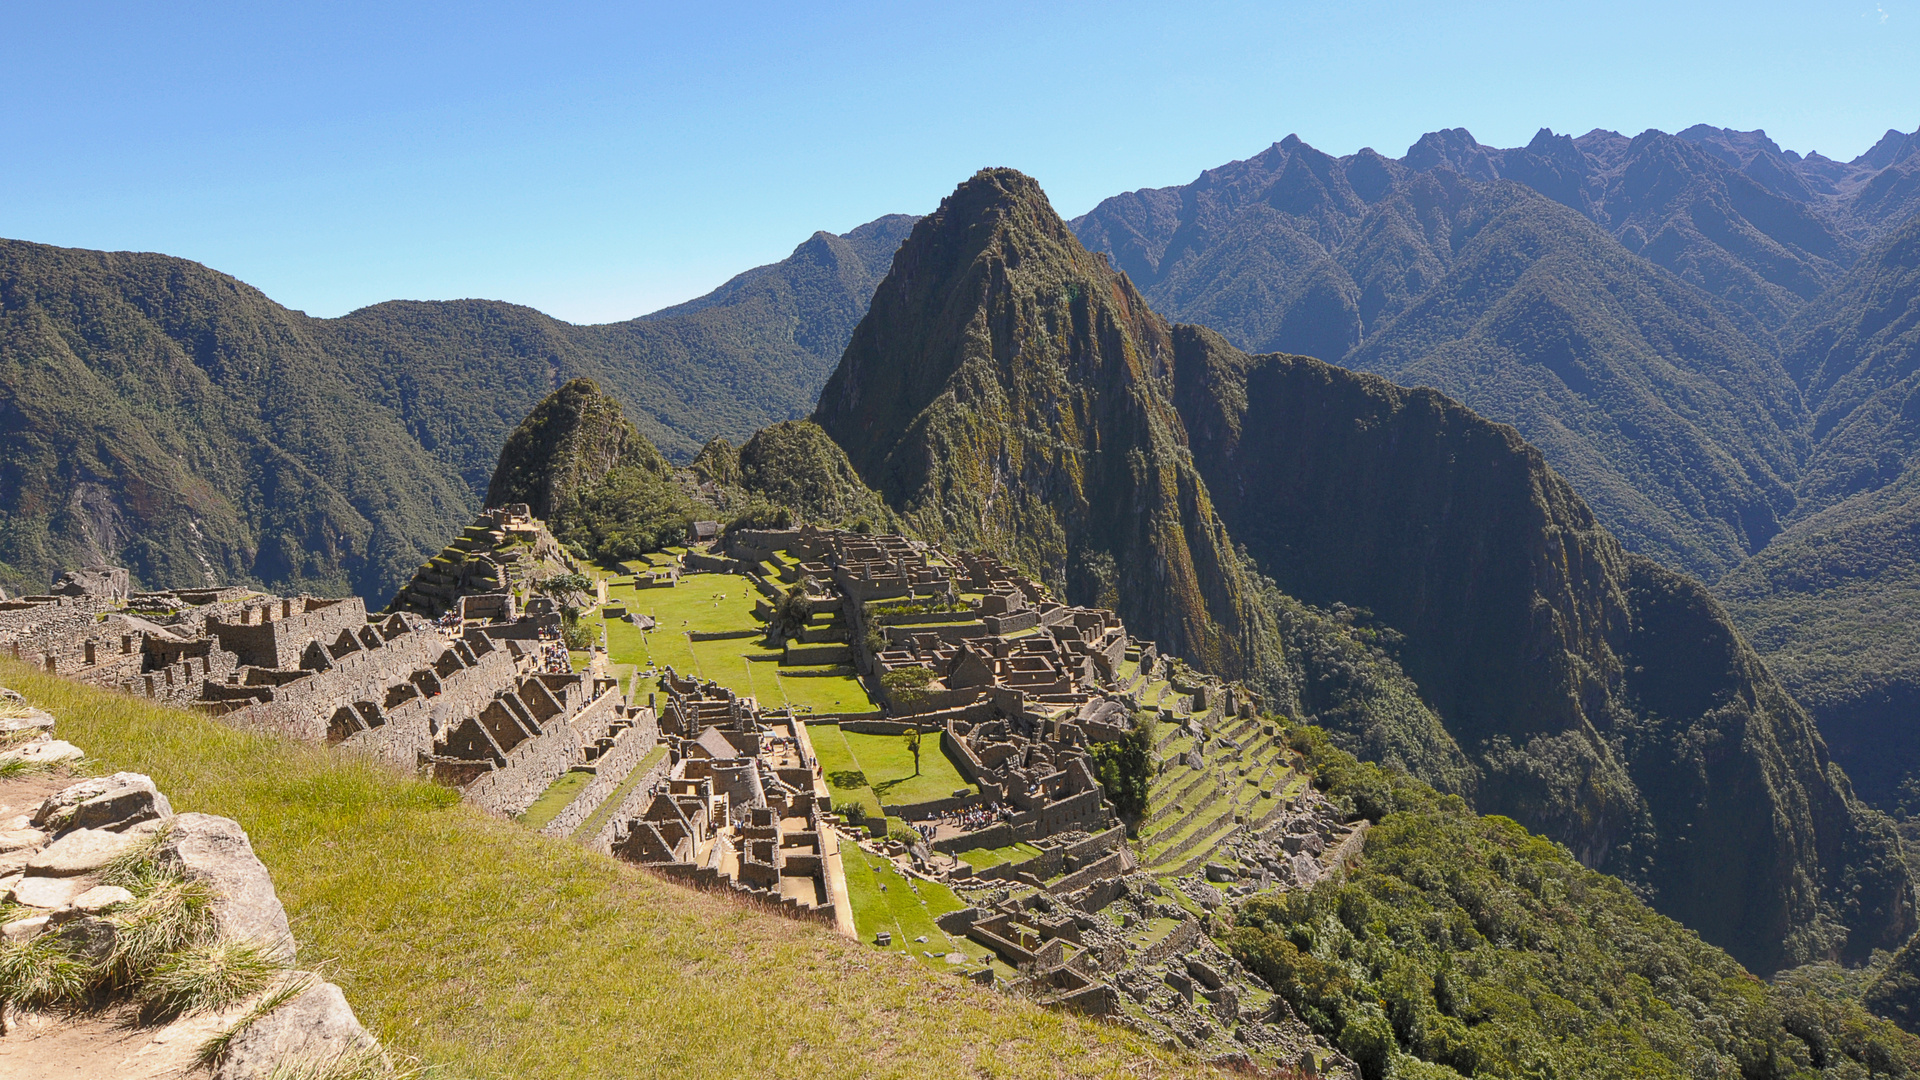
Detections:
934,801,1011,836
536,637,573,674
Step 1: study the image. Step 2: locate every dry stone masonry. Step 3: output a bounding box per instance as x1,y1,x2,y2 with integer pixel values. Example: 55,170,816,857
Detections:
0,509,647,822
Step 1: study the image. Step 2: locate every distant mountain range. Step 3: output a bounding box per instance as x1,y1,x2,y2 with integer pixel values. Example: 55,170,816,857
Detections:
1068,123,1920,812
0,216,911,601
8,119,1920,816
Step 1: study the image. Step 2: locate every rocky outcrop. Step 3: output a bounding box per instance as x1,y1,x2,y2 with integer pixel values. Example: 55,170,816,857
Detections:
155,813,295,960
0,688,387,1077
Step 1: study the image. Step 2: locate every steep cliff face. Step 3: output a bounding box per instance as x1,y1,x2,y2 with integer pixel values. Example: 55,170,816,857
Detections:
814,169,1284,690
1171,331,1912,972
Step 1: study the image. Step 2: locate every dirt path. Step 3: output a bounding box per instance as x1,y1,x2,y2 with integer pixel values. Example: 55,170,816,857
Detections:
0,1001,247,1079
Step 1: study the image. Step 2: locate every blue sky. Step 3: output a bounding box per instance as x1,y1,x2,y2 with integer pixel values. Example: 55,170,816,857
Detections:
3,1,1915,324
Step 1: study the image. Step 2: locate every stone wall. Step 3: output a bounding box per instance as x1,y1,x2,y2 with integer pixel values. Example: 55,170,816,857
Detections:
583,747,674,854
539,713,661,839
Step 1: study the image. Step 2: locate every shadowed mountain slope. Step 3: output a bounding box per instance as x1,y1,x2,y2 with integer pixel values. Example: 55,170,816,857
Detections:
1172,329,1911,973
818,167,1913,974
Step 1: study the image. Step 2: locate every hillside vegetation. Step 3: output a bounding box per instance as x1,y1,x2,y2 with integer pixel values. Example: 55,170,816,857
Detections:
0,216,914,602
1237,725,1920,1080
812,167,1912,976
0,657,1195,1080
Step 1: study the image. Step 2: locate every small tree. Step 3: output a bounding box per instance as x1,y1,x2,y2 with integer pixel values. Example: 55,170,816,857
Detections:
904,726,923,777
880,666,935,715
1090,710,1154,825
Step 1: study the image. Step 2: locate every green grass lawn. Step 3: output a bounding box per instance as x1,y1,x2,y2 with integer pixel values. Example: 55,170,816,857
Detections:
840,843,974,968
952,841,1044,870
0,658,1203,1080
600,577,875,715
809,723,885,821
839,729,975,806
515,768,594,830
775,670,879,715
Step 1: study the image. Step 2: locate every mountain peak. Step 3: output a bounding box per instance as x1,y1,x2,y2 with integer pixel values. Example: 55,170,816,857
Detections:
815,170,1283,688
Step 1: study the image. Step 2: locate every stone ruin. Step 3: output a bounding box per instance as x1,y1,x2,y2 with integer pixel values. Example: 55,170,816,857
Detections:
610,671,849,930
0,510,652,823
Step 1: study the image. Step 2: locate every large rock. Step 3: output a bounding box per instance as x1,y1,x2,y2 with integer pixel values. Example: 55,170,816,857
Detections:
155,814,293,956
210,978,381,1080
0,738,83,766
8,876,85,909
33,772,163,832
49,914,116,963
0,688,54,734
24,827,137,877
49,565,130,601
70,884,134,913
0,827,46,854
65,778,173,833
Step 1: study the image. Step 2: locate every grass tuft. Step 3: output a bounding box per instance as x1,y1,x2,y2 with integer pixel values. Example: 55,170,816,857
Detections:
0,756,50,779
98,821,172,888
0,934,92,1008
138,938,281,1018
106,874,217,981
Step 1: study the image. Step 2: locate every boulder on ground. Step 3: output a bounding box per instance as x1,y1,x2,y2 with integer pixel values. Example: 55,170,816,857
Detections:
71,884,134,913
0,827,46,854
155,813,293,957
1,738,83,766
24,827,138,877
65,778,173,833
1,914,48,942
0,688,55,733
210,978,381,1080
49,914,116,963
33,772,163,832
8,875,85,909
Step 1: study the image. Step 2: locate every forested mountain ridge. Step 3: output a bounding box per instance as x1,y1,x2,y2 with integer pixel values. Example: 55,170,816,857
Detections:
1071,124,1920,819
0,216,914,601
1721,211,1920,807
816,167,1912,975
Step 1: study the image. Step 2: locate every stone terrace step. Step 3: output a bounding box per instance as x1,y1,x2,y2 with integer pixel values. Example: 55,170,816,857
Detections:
1167,818,1246,876
1147,772,1220,828
1143,791,1235,860
1149,806,1242,871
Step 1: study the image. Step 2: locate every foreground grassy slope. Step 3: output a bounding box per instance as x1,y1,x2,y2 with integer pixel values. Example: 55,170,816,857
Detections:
0,658,1202,1080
